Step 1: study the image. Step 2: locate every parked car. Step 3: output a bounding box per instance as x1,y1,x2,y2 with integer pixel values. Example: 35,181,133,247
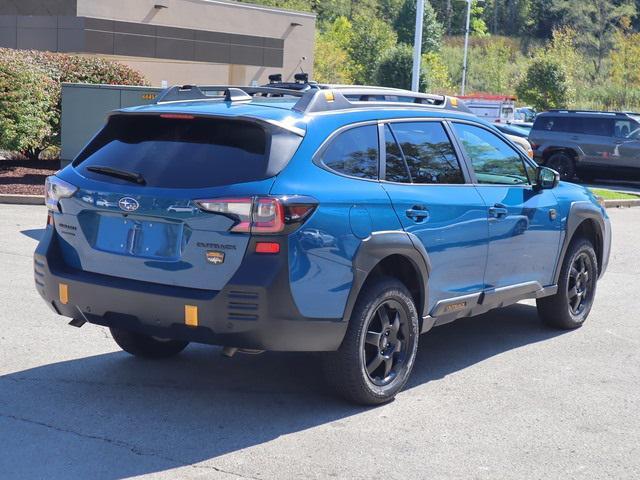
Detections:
493,123,534,158
457,94,517,123
515,107,536,122
36,85,611,405
529,110,640,180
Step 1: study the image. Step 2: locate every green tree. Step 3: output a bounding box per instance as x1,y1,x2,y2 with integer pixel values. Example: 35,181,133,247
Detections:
395,0,443,53
314,17,355,83
551,0,635,77
349,15,397,84
609,20,640,105
374,43,428,89
516,56,570,110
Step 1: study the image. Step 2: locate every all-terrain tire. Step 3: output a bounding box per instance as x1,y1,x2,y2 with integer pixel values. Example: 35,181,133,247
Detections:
537,238,598,329
322,277,419,405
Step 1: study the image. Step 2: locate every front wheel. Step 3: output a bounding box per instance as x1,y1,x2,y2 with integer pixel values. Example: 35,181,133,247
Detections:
547,152,576,181
110,327,189,358
322,277,419,405
537,238,598,329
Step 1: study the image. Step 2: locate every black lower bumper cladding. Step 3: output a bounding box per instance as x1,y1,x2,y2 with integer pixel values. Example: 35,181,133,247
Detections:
34,227,346,351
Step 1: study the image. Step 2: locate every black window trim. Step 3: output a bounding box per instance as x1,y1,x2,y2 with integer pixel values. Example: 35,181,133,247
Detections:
378,118,474,186
312,120,382,183
447,119,537,187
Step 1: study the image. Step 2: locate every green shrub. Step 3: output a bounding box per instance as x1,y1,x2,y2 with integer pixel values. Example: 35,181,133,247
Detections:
515,56,570,110
0,55,56,159
0,48,147,158
374,43,428,90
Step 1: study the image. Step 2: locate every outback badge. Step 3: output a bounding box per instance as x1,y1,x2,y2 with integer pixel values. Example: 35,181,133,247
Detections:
206,250,225,265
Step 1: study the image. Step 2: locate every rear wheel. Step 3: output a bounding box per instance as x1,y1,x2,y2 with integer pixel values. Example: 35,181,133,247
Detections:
547,152,576,181
322,277,419,405
110,327,189,358
537,238,598,329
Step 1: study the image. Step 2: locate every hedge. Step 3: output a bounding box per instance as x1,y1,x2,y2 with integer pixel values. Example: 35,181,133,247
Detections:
0,48,147,159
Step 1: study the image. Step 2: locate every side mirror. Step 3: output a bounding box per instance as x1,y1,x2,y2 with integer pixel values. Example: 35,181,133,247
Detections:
536,166,560,190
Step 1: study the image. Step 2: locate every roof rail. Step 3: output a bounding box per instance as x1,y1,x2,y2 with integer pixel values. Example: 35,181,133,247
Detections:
546,109,629,116
154,84,306,103
292,87,471,114
154,83,471,114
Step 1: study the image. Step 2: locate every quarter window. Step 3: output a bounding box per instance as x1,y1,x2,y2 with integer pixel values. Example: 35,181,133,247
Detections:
385,122,464,184
321,125,379,179
452,123,530,185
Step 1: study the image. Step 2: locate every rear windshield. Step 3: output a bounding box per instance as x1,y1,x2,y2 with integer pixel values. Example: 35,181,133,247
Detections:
74,115,301,188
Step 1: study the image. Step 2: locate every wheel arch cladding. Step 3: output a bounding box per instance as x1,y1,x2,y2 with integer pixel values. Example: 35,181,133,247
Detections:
342,231,431,325
556,202,607,282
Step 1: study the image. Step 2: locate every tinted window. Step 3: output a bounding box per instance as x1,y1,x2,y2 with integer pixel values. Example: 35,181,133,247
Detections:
75,115,300,189
387,122,464,184
384,125,411,183
321,125,378,179
533,116,571,133
452,123,529,185
570,117,613,136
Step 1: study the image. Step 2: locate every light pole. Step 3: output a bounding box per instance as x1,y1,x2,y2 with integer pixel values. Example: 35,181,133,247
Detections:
460,0,472,96
411,0,425,92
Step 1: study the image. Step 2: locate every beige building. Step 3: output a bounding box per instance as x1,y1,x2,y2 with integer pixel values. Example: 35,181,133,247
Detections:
0,0,315,86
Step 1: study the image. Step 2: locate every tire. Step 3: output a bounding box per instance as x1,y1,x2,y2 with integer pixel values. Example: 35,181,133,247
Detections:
110,327,189,358
537,238,598,329
547,152,576,181
322,277,420,405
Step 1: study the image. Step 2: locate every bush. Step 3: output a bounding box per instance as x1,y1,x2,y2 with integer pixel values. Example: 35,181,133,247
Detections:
0,56,56,159
0,48,147,158
374,44,428,90
515,56,570,110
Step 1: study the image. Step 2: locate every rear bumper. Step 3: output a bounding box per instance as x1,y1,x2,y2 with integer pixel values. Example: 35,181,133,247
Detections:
34,227,347,351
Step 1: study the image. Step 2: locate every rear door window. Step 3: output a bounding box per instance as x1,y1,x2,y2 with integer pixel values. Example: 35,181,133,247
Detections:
320,125,379,179
570,117,614,136
75,115,301,189
385,122,464,184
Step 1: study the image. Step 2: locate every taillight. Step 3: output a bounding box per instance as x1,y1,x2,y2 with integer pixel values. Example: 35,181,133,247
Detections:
194,195,317,234
45,176,77,211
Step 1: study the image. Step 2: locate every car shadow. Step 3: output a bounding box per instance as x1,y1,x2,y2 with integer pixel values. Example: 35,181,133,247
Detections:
0,303,567,479
20,228,45,241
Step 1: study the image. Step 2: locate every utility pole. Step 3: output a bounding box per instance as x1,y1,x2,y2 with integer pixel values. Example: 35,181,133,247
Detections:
461,0,472,95
411,0,425,92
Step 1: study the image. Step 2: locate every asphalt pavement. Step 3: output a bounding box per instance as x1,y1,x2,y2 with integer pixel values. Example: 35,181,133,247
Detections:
0,204,638,480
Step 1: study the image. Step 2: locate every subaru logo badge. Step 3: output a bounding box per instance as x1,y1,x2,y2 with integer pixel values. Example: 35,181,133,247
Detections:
118,197,139,212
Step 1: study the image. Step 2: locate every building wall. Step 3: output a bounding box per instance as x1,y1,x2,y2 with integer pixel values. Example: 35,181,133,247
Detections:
0,0,315,86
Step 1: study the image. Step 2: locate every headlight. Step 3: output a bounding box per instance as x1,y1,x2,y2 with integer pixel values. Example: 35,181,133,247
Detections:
45,176,77,211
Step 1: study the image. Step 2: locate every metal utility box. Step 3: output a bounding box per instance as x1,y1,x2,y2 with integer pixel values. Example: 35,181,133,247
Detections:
61,83,163,167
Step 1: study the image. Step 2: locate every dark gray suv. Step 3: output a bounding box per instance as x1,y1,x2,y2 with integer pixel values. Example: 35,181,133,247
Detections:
529,110,640,180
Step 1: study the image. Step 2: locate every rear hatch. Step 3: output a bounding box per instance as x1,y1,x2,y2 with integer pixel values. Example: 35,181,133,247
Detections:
55,113,302,290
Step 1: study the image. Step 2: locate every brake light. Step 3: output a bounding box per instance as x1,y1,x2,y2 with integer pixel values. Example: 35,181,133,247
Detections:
160,113,195,120
45,176,77,211
194,196,317,234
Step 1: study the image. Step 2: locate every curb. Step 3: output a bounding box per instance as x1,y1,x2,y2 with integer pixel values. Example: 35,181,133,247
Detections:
0,194,45,205
602,198,640,208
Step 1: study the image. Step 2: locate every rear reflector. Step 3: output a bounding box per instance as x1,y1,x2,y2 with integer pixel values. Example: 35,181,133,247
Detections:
255,242,280,254
59,283,69,305
185,305,198,327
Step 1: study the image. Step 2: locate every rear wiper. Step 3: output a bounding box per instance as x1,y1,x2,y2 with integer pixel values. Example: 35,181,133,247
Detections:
86,165,146,185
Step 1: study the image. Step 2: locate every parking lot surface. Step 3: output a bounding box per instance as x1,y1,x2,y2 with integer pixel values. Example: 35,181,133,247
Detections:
0,204,639,480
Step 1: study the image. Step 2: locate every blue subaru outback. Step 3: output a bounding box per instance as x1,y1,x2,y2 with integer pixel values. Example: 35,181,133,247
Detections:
35,85,611,405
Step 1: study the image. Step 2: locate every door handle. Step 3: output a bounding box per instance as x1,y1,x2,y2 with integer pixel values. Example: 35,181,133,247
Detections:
488,203,508,219
406,205,429,222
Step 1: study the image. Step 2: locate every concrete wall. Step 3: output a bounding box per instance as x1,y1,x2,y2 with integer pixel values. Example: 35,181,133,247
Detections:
0,0,315,86
80,0,315,86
